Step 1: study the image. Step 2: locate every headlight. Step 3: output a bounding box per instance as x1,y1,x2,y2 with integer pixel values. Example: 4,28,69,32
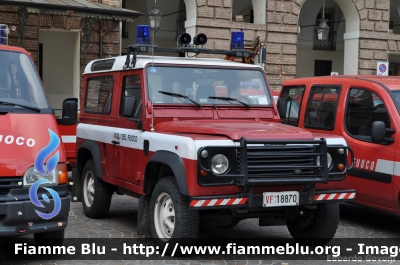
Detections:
211,154,229,175
23,165,59,187
316,153,333,170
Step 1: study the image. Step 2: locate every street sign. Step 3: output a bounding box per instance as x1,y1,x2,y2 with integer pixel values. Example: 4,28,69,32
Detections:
377,62,389,76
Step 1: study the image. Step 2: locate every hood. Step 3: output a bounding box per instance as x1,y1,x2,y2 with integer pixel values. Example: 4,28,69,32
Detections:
154,120,315,140
0,113,65,176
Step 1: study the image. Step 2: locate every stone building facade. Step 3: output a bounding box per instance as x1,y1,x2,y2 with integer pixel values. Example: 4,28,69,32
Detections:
2,0,400,93
175,0,400,91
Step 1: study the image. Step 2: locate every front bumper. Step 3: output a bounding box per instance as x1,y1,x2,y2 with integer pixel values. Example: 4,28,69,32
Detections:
189,189,356,209
0,184,70,236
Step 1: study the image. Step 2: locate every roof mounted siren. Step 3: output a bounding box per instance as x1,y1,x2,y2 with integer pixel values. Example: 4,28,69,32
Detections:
193,33,208,47
0,24,9,45
177,33,192,47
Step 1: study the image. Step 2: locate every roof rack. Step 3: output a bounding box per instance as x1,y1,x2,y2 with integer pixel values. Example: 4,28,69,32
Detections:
123,44,255,69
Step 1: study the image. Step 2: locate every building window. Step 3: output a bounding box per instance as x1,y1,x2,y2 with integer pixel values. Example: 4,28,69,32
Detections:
390,0,400,34
122,0,129,38
314,60,332,76
314,6,336,50
232,0,253,23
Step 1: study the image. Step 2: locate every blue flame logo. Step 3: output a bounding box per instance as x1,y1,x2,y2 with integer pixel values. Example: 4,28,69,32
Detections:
29,129,62,220
29,179,62,219
34,129,60,175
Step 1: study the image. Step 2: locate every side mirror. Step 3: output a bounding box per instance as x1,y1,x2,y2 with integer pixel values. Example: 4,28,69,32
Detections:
371,121,396,144
277,98,287,119
57,98,78,125
371,121,387,143
123,96,137,117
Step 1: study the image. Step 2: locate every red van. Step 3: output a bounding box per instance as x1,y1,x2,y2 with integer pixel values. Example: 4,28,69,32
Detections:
0,41,76,244
277,75,400,216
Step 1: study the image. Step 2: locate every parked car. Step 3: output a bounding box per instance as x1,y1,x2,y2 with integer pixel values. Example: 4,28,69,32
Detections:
277,75,400,216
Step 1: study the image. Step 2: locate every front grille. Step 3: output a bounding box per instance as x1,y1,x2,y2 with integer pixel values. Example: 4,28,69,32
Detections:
0,177,23,194
237,138,328,185
238,145,317,177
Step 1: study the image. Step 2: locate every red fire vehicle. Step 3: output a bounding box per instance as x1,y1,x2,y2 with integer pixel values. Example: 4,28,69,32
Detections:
58,119,78,170
277,75,400,216
0,24,76,244
71,27,355,245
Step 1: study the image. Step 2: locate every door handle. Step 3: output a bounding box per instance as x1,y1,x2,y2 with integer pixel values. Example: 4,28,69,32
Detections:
111,140,120,145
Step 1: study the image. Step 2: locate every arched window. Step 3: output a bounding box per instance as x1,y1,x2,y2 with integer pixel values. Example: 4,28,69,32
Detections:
390,0,400,34
232,0,266,25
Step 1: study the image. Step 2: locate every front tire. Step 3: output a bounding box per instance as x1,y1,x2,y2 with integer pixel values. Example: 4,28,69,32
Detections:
287,202,339,245
81,159,114,219
150,177,199,246
34,229,64,246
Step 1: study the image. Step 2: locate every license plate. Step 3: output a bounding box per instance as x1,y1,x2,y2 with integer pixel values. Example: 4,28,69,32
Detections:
263,191,299,207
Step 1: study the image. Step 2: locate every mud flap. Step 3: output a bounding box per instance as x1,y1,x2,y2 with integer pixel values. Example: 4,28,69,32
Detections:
70,168,82,202
137,195,151,236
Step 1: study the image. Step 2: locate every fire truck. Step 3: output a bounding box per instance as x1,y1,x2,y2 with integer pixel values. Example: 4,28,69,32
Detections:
277,75,400,217
70,26,355,246
0,24,74,244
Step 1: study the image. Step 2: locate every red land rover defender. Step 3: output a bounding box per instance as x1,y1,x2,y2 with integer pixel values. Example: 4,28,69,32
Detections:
0,26,76,244
72,28,355,245
277,75,400,217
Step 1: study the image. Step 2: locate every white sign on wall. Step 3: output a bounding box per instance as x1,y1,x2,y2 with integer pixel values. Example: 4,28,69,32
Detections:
377,62,389,76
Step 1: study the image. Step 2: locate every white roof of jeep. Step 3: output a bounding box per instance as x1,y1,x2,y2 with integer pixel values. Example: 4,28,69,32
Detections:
84,55,262,74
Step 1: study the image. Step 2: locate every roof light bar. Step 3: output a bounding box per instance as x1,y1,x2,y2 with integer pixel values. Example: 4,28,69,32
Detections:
124,30,254,69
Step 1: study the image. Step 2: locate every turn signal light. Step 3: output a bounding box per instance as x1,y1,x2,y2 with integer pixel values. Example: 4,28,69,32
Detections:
58,163,69,184
337,163,345,172
200,170,208,176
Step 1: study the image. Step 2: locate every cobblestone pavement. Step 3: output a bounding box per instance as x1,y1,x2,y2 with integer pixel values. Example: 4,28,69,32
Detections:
4,194,400,265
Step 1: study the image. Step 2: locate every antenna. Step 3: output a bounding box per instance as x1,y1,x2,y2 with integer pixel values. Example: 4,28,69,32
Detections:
149,0,156,131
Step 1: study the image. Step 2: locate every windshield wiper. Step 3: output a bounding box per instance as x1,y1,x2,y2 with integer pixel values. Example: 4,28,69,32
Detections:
158,91,201,109
0,101,41,112
209,96,250,109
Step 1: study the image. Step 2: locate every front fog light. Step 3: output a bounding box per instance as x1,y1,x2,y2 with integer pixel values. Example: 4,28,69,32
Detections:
211,154,229,174
316,153,333,170
23,166,59,187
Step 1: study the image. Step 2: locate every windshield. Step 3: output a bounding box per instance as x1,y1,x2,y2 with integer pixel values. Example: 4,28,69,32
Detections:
391,90,400,113
146,66,271,106
0,50,49,110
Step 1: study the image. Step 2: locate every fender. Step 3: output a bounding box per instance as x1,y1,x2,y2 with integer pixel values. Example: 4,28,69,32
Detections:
77,140,103,179
144,150,189,196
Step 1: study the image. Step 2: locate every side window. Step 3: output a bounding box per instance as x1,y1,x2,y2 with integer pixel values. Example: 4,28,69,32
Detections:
304,85,340,130
345,88,390,141
280,86,305,126
85,76,113,114
121,75,142,118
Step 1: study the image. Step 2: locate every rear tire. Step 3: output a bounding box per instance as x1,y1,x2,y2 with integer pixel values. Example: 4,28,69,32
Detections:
287,202,339,245
34,229,64,246
150,177,199,247
81,159,114,219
